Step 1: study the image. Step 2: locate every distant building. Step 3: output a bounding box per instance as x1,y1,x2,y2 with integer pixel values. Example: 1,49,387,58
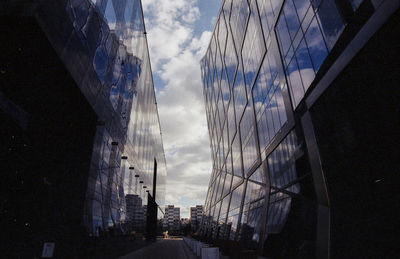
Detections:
125,194,145,232
181,218,190,226
163,205,181,232
190,205,203,232
143,204,148,227
143,205,148,218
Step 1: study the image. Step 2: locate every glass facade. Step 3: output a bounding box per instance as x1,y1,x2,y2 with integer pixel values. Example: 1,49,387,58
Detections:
66,0,168,235
200,0,399,257
0,0,166,240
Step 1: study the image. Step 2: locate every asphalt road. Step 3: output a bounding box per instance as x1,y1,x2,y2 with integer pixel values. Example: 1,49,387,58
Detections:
119,238,197,259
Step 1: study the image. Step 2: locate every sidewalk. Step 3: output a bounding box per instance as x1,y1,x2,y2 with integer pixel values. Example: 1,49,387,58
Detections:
119,238,197,259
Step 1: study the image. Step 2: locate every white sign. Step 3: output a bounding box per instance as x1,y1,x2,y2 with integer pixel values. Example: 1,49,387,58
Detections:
41,242,55,258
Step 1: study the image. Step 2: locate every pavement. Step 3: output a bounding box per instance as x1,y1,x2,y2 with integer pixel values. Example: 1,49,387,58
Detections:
118,238,197,259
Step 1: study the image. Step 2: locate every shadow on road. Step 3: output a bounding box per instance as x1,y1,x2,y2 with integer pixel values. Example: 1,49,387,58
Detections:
119,238,197,259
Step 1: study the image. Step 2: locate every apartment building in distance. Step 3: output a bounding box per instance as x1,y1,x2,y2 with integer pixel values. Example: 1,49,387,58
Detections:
190,205,204,232
163,205,181,232
125,194,146,232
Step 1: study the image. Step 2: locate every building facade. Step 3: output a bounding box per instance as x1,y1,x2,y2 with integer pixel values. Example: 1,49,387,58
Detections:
163,205,181,232
125,194,145,232
190,205,204,232
1,0,166,257
200,0,400,257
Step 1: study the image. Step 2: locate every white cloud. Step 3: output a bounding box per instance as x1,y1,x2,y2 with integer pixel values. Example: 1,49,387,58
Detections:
182,7,200,23
142,0,213,217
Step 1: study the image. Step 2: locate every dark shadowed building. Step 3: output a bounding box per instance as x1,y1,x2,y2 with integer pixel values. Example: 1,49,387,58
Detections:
0,0,166,257
200,0,400,257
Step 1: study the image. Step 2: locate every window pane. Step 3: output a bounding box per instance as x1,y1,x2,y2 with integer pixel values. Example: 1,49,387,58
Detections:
305,17,328,72
296,39,315,90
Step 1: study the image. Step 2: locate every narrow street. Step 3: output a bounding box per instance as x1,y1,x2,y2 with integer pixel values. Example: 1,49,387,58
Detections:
119,238,197,259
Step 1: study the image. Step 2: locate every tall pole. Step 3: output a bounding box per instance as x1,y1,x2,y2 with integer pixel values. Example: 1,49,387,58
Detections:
153,158,157,198
146,158,158,241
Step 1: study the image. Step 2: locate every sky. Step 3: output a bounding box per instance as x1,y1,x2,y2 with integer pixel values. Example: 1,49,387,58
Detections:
141,0,221,218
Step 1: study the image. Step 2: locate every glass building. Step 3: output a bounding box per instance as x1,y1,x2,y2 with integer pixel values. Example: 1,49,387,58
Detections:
1,0,166,256
200,0,400,257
